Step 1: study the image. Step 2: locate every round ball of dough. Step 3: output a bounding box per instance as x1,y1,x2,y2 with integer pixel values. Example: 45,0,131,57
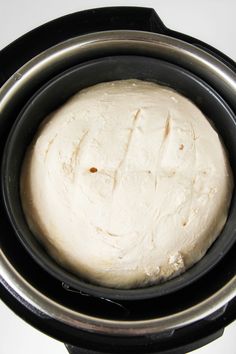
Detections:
21,80,233,289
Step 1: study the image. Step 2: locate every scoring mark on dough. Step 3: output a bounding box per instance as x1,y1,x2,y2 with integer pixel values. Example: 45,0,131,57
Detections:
62,130,89,181
112,108,142,192
44,133,58,161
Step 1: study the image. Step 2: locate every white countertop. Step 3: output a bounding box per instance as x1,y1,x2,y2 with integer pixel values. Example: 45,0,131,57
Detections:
0,1,235,353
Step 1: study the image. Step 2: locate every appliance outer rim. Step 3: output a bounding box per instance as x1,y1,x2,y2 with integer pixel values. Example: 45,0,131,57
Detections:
1,250,236,336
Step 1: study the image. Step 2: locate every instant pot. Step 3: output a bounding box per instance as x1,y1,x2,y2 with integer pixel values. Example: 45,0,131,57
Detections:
0,7,235,354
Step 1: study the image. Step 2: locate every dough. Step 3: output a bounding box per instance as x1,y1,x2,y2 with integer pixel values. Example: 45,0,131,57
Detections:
21,80,233,289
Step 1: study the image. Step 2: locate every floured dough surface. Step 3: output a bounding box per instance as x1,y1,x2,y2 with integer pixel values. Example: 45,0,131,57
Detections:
21,80,233,289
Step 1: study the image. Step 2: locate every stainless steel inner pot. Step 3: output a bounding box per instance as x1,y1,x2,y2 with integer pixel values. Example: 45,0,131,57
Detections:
0,30,236,336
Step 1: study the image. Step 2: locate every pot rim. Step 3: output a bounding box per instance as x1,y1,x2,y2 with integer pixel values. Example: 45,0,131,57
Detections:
0,30,236,335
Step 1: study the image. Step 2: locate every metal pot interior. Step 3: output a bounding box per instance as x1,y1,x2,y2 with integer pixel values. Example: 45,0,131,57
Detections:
2,55,236,302
0,31,235,334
